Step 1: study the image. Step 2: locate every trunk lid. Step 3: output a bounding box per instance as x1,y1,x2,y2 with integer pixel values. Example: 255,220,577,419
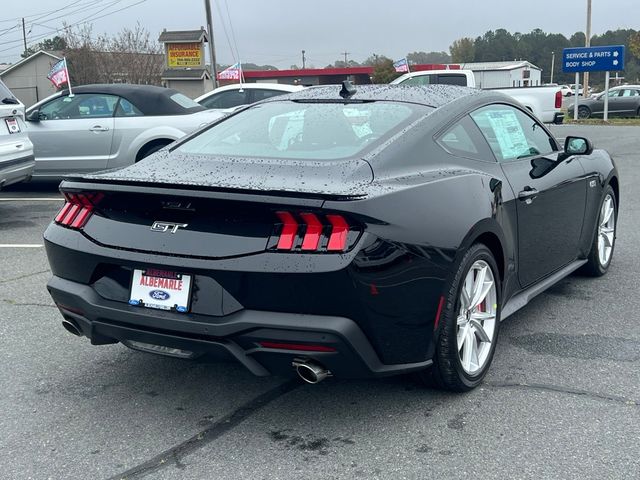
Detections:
63,154,371,259
79,151,373,198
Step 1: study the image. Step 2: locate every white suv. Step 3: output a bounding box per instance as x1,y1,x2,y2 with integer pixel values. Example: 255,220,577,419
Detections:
0,79,34,189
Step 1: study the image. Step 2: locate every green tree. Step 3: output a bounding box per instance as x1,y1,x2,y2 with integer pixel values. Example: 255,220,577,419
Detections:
325,59,361,68
406,51,451,65
630,32,640,59
449,38,475,63
363,54,401,83
21,36,67,58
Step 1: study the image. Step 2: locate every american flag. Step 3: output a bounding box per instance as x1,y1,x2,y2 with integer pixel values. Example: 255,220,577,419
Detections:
217,62,241,80
47,58,69,88
393,58,410,73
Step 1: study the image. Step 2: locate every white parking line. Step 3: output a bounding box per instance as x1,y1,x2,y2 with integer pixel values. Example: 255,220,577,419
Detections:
0,244,44,248
0,198,62,201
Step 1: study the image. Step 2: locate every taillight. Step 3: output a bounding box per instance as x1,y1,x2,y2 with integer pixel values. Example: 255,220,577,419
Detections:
271,211,360,253
54,192,104,229
555,90,562,109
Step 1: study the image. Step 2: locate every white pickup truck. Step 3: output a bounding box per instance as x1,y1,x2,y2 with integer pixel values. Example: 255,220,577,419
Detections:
391,70,564,124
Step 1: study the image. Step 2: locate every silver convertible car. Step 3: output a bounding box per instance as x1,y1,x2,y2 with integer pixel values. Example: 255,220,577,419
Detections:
25,84,224,179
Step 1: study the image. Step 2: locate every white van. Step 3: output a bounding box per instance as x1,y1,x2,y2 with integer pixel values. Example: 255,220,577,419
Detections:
0,79,34,189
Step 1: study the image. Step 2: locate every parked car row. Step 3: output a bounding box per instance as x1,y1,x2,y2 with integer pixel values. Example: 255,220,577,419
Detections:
24,84,225,178
568,85,640,119
1,82,303,183
559,84,593,97
0,79,34,189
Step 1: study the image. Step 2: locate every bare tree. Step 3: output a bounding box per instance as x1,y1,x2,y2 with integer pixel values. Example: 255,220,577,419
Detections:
62,23,163,86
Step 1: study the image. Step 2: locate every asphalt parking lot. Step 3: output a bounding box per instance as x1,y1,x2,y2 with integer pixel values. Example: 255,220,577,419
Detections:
1,125,639,480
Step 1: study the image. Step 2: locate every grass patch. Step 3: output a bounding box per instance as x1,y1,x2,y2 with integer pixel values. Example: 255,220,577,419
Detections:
563,118,640,126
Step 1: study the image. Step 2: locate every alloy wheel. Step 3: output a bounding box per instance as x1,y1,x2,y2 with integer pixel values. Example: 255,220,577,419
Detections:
456,260,497,375
578,106,591,119
597,193,616,267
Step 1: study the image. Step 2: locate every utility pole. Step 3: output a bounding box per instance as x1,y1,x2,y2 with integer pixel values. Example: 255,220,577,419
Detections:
301,50,306,69
341,51,350,64
204,0,218,88
550,51,555,84
583,0,592,97
21,18,27,57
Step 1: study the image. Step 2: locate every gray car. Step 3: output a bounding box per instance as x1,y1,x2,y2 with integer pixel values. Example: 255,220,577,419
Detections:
568,85,640,119
0,79,34,189
25,84,224,179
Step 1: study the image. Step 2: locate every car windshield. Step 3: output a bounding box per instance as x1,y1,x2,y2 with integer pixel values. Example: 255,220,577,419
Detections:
176,101,425,160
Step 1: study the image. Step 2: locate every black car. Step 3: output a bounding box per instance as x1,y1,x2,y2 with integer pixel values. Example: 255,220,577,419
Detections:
44,84,618,392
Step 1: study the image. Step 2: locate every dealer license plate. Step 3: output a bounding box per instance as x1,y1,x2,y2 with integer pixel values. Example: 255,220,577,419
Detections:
5,117,20,134
129,269,192,312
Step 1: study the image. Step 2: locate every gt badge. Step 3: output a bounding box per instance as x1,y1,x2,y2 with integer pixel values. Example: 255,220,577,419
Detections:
150,221,188,234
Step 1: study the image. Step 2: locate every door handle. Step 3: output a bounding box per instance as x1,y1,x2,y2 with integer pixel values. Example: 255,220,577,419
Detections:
89,125,109,132
518,187,539,201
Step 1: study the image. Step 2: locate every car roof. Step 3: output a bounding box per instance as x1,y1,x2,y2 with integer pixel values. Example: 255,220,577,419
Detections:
271,84,489,108
55,83,205,116
196,83,303,101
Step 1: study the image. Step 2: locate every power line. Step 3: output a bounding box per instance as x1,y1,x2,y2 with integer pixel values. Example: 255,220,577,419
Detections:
223,0,241,61
0,0,100,24
0,1,117,45
0,0,146,55
214,0,237,62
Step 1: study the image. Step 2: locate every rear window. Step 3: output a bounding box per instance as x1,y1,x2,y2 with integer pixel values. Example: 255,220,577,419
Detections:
169,93,201,109
176,101,424,160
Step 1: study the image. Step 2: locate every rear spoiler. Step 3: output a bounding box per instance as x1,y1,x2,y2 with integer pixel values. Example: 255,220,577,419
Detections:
59,179,367,208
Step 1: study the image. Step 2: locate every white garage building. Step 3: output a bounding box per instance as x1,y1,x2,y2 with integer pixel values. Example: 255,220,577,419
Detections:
459,61,543,89
0,50,61,107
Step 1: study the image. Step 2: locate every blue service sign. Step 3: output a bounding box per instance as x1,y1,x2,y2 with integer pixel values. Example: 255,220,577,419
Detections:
562,45,625,73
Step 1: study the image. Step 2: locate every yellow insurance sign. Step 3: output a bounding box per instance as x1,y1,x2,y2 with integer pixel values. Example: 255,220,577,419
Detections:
167,43,203,68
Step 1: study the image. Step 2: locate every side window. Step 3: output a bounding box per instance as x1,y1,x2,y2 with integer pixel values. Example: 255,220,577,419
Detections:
200,90,248,109
38,94,118,120
252,89,287,102
115,98,143,117
435,74,468,86
436,115,494,161
620,89,638,97
607,90,622,98
400,75,432,86
470,105,556,162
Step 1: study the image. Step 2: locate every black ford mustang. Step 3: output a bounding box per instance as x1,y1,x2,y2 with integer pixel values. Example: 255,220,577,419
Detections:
44,84,618,391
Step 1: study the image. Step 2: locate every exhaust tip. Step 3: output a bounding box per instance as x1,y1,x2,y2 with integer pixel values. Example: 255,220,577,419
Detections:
292,359,331,384
61,318,82,336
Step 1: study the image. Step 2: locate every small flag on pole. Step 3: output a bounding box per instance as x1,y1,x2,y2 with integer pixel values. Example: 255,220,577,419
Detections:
47,58,70,88
393,58,410,73
217,62,241,80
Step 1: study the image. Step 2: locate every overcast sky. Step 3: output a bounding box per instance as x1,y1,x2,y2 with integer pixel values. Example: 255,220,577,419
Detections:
2,0,638,67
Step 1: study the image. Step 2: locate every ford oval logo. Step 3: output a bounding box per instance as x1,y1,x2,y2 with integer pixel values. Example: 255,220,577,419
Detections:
149,290,170,301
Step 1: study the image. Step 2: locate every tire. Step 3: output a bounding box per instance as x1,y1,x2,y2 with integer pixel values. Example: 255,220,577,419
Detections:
136,142,170,162
419,243,501,392
580,185,617,277
578,106,591,119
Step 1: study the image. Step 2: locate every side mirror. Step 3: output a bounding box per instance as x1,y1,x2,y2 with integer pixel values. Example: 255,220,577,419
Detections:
26,109,40,122
564,136,593,156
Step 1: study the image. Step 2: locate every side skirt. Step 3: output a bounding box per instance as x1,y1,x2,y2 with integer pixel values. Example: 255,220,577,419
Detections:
501,259,588,320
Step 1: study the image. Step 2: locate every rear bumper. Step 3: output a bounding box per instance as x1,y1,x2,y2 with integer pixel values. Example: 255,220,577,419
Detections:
553,112,565,124
48,275,432,379
0,153,34,188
